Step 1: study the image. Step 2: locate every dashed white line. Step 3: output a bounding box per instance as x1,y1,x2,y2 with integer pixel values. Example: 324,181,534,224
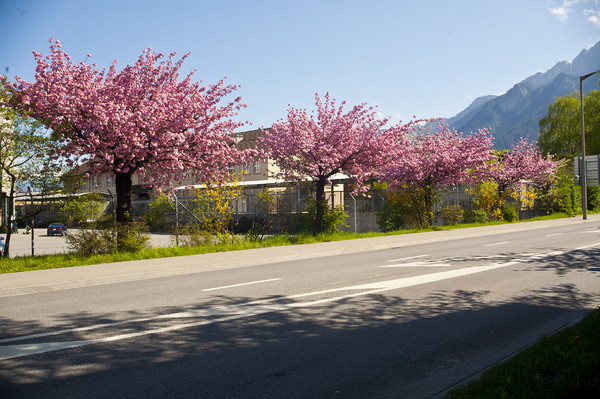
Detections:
485,241,510,247
545,233,564,237
2,243,599,361
380,261,451,268
386,255,429,262
202,278,282,292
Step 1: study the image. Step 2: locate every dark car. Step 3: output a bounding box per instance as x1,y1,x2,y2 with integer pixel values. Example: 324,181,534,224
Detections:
47,223,68,236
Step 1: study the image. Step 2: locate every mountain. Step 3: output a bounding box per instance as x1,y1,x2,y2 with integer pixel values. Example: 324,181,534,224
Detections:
445,41,600,149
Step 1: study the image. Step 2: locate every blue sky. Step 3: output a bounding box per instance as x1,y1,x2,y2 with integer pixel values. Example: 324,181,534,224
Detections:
1,0,599,130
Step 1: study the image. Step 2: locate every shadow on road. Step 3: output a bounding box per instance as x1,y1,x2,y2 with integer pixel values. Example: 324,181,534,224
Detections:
0,247,599,398
522,247,600,276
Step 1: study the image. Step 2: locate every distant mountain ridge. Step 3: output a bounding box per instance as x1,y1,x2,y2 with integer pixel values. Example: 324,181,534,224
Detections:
445,41,600,149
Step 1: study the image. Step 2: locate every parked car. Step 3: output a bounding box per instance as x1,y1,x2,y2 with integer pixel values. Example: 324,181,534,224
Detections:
47,223,68,236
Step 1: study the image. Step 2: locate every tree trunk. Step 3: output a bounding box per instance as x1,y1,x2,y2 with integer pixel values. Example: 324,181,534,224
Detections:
115,172,133,224
424,185,434,227
314,178,327,235
2,177,16,258
0,192,6,235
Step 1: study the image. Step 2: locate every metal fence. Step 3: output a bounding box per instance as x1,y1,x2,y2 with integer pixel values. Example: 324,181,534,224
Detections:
1,183,549,258
0,188,384,257
138,188,387,236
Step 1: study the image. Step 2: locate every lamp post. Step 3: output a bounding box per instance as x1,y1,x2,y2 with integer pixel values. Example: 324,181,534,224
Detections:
580,71,599,220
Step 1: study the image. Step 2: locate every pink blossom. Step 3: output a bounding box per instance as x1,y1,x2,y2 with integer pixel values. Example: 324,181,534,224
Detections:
259,92,421,233
487,137,557,193
3,38,253,223
382,123,495,190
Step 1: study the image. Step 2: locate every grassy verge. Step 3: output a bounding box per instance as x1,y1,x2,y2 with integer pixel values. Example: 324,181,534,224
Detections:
444,307,600,399
0,211,575,274
0,228,433,273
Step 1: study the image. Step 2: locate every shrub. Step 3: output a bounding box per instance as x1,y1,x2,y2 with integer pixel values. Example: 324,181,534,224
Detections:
176,225,211,247
377,187,434,229
467,181,502,221
501,206,517,222
587,185,600,211
295,197,348,235
442,205,464,225
66,229,113,256
465,209,489,223
145,193,175,232
192,177,242,236
376,199,405,232
537,159,579,215
66,222,149,255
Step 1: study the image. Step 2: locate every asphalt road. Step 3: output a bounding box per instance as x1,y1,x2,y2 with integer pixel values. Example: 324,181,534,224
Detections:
1,216,599,398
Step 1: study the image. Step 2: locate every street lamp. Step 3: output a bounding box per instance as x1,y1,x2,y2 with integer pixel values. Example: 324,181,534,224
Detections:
580,71,599,220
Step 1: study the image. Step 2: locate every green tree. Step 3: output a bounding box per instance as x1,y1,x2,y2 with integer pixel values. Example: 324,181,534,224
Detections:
59,193,107,226
145,193,176,232
0,84,57,257
536,159,580,215
539,90,600,158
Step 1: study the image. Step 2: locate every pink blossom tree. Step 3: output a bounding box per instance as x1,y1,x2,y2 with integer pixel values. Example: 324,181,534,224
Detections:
259,92,417,235
490,138,557,200
382,124,495,226
3,38,250,224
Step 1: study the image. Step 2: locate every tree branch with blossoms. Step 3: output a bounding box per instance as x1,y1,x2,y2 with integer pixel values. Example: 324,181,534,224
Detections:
3,38,253,226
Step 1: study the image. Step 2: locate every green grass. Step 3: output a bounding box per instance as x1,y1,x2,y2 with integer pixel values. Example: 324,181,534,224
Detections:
444,308,600,399
522,211,577,222
0,211,578,274
0,229,433,273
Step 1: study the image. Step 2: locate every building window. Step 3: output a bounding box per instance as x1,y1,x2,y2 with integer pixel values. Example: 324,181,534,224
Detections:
253,161,261,174
91,175,99,188
243,163,251,174
228,165,236,175
106,174,113,187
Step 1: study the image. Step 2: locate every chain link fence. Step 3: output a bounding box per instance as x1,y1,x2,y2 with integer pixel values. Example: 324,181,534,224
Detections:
1,193,115,258
138,188,386,238
1,184,550,258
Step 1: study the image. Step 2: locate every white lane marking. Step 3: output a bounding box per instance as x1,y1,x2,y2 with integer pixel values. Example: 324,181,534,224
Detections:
386,255,429,262
545,233,564,237
469,253,540,260
2,243,599,361
485,241,510,247
202,278,282,292
379,262,452,268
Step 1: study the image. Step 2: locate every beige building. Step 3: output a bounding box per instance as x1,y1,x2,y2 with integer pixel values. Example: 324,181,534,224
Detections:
66,129,281,199
64,128,351,229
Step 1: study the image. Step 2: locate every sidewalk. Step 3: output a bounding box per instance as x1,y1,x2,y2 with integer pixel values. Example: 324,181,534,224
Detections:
1,214,598,297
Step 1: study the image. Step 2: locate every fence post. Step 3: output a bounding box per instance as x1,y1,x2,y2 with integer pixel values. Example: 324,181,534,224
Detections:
350,193,357,233
175,194,179,246
28,187,34,257
277,193,281,233
107,188,115,224
331,184,335,208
